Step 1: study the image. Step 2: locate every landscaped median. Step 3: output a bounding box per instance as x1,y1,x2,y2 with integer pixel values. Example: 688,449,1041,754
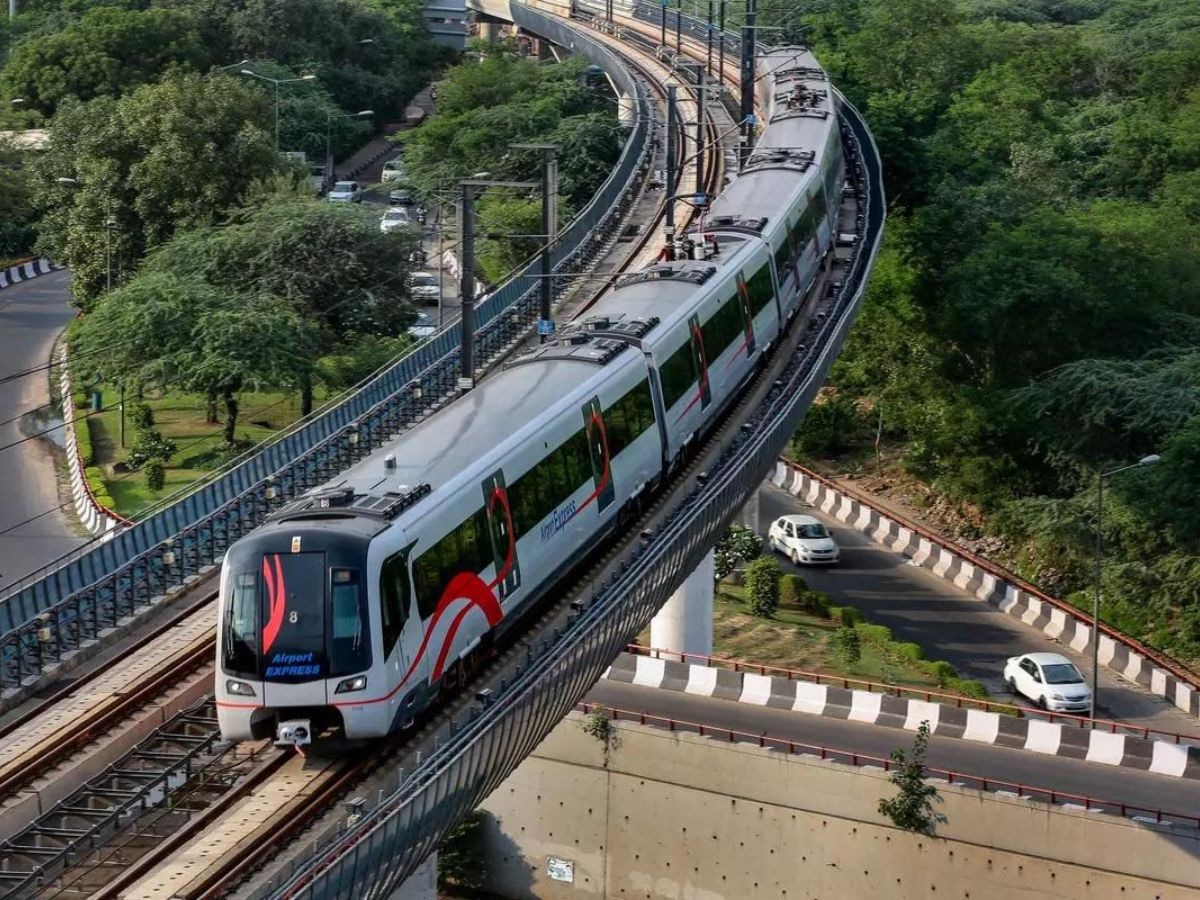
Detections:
69,383,321,519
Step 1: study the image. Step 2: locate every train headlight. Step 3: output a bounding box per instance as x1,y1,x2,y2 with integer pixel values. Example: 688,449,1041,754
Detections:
335,675,369,694
226,679,256,697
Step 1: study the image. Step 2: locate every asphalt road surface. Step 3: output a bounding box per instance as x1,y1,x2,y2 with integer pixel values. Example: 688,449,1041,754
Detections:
0,270,86,590
752,480,1200,735
588,680,1200,820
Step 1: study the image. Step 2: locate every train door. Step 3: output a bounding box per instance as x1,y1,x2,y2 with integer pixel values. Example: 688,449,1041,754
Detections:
582,396,615,513
688,314,712,411
481,469,520,599
734,277,757,357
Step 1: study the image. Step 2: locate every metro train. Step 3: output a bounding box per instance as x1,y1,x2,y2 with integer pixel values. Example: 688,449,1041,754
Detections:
216,44,846,744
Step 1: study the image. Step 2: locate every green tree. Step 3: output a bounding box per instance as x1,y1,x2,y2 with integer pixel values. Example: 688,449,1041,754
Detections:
878,722,943,834
0,138,35,259
744,556,781,618
1,7,209,116
34,72,279,305
834,625,862,669
713,524,763,580
436,810,487,892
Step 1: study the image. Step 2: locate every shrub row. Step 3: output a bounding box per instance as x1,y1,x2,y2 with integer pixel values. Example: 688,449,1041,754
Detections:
847,618,988,697
84,465,115,510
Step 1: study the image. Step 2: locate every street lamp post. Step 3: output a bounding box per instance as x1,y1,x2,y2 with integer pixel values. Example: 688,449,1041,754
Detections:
511,144,559,343
325,109,374,187
239,69,318,152
1092,453,1161,720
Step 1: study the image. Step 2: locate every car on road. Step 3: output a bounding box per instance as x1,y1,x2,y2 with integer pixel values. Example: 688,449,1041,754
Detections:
1004,652,1092,713
379,208,411,234
409,270,440,304
768,514,840,565
407,310,436,339
381,160,406,182
389,185,416,206
327,180,364,203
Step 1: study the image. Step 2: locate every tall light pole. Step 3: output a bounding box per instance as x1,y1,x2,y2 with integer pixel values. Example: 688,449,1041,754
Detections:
325,109,373,184
239,69,318,152
1092,453,1161,720
512,144,559,343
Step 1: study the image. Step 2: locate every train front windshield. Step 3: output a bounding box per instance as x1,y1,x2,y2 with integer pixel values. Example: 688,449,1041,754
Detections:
223,551,371,681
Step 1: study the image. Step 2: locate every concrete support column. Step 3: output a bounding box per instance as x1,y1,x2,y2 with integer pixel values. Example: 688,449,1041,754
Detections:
478,20,500,42
387,851,437,899
650,549,714,659
617,92,636,128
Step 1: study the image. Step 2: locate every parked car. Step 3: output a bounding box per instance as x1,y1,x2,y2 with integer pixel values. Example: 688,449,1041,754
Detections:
768,514,840,565
381,160,406,182
327,180,364,202
1003,652,1092,713
409,270,440,304
379,207,411,234
407,310,436,339
389,185,416,205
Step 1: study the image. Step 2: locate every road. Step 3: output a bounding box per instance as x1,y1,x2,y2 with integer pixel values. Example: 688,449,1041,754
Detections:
753,480,1200,734
588,679,1200,821
0,270,86,590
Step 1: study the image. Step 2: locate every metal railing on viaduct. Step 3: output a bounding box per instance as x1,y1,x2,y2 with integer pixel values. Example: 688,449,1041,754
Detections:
250,12,887,898
0,4,655,694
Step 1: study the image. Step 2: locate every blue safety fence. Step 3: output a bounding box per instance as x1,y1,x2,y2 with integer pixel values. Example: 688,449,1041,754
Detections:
0,7,653,691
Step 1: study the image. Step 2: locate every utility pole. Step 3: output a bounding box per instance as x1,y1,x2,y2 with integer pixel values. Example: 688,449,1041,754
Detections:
739,0,757,168
675,0,682,58
8,0,15,21
512,143,560,342
665,82,677,247
718,0,726,84
459,183,476,390
661,0,667,46
695,66,706,192
707,0,714,73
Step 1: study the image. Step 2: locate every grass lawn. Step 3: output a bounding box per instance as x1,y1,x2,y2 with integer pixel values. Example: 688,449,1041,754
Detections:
76,384,327,518
711,584,951,692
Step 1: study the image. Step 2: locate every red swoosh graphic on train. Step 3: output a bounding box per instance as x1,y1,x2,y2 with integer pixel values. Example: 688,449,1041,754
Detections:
674,324,711,423
337,484,518,705
261,554,285,654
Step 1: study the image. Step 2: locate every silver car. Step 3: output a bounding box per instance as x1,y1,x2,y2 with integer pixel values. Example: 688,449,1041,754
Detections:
327,180,364,203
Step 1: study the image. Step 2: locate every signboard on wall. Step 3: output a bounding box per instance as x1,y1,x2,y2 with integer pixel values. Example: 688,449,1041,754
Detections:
547,856,575,883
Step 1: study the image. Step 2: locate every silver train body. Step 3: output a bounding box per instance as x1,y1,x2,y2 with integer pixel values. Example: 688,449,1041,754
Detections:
216,46,845,743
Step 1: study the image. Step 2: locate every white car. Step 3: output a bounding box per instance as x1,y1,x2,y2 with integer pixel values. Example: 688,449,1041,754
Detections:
381,160,406,182
380,208,411,233
407,310,436,339
768,514,840,565
327,180,364,202
1004,652,1092,713
409,271,439,304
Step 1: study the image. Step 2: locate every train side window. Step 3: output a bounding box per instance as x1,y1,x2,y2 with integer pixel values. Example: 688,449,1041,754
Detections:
745,264,775,315
380,551,410,658
329,568,371,676
700,295,744,359
223,571,258,676
658,339,696,410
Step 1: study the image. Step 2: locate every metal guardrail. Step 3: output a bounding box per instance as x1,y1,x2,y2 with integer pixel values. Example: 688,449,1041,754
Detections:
0,12,653,690
253,52,887,898
577,704,1200,829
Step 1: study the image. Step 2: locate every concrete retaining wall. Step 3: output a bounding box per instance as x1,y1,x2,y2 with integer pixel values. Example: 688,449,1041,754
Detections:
0,258,61,290
604,652,1200,779
477,714,1200,898
771,460,1200,718
56,346,126,538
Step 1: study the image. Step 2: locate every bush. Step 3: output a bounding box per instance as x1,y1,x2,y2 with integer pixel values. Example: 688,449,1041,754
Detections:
855,623,892,645
144,460,166,492
76,418,95,466
795,394,860,455
799,589,832,617
714,524,764,580
128,429,177,467
926,660,957,687
744,555,782,618
833,606,864,628
834,625,861,669
84,465,115,509
948,678,989,700
129,401,155,432
779,573,807,606
896,642,925,663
